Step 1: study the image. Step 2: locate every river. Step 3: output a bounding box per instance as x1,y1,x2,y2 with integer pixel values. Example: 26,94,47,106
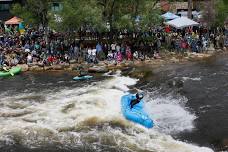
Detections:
0,53,227,152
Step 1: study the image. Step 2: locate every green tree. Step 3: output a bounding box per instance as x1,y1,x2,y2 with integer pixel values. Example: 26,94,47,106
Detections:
201,0,228,27
97,0,162,32
215,0,228,26
60,0,105,32
11,0,52,28
136,0,162,31
11,0,56,43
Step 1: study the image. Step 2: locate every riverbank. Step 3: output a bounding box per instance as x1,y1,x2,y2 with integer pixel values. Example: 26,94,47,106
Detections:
14,48,227,76
120,49,228,78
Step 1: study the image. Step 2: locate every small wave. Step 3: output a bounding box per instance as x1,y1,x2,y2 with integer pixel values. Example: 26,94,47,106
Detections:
182,77,201,81
145,94,196,134
0,110,33,117
0,74,213,152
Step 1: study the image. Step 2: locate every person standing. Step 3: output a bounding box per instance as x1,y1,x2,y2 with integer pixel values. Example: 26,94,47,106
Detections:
0,51,4,65
87,47,92,63
96,42,103,60
74,44,79,62
111,42,116,54
92,47,97,63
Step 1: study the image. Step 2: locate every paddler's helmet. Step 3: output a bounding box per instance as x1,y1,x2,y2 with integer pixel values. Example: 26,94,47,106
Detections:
136,92,144,100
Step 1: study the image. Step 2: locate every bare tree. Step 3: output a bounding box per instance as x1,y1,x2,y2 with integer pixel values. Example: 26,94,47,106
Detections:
202,0,216,27
188,0,192,19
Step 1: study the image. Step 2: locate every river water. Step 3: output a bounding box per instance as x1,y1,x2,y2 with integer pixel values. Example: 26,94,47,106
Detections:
0,54,227,152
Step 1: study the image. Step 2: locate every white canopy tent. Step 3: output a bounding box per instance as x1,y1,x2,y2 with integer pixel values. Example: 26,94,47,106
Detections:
177,11,200,17
165,17,199,29
161,12,180,20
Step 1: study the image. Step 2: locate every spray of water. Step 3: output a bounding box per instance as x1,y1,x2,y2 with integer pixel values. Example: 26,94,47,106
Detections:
0,72,213,152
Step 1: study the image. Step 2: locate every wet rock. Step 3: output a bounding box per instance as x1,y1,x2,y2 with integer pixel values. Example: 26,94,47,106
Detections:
105,70,116,75
61,63,70,68
61,103,75,113
168,79,184,88
171,57,179,63
88,66,108,73
17,64,28,72
37,62,44,67
29,66,43,71
121,67,133,73
70,64,79,70
223,139,228,149
0,110,33,117
52,65,63,70
97,61,107,67
64,67,73,71
69,59,77,64
125,61,134,66
44,66,53,71
127,68,153,79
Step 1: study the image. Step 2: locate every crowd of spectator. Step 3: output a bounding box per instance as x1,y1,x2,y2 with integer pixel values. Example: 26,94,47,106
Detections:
0,24,228,68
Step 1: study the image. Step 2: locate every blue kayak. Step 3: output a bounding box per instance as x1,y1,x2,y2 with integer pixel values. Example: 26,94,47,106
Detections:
73,75,93,80
121,94,154,128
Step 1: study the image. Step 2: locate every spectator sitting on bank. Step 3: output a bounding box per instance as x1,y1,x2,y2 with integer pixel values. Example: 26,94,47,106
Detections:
24,42,30,50
107,51,113,61
64,53,70,63
133,51,139,60
154,52,161,59
27,53,32,65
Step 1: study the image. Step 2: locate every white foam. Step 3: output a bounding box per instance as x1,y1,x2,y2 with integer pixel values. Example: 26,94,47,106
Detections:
144,94,196,134
0,74,213,151
182,77,201,81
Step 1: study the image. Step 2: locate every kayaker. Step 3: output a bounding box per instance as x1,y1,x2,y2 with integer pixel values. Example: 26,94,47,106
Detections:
130,93,144,109
2,64,9,72
77,66,87,77
79,70,87,77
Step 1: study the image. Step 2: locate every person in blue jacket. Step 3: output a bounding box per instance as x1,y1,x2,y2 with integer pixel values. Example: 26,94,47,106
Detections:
130,93,144,109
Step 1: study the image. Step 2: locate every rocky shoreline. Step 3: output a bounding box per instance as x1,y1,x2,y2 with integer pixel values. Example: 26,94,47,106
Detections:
16,49,227,75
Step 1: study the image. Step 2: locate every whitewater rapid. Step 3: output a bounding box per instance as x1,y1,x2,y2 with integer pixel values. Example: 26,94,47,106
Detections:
0,72,213,152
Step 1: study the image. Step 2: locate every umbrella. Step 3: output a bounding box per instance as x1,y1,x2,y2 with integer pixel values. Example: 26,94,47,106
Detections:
5,16,22,25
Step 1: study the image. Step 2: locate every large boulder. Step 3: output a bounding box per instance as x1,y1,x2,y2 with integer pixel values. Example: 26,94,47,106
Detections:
171,57,179,63
64,67,73,71
70,64,79,70
44,66,53,71
52,65,64,70
29,66,43,71
17,64,29,72
61,63,70,68
97,61,107,67
88,66,108,73
69,59,77,64
168,79,184,88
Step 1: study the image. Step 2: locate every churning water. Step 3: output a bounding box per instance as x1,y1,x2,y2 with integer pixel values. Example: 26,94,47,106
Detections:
0,68,214,152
